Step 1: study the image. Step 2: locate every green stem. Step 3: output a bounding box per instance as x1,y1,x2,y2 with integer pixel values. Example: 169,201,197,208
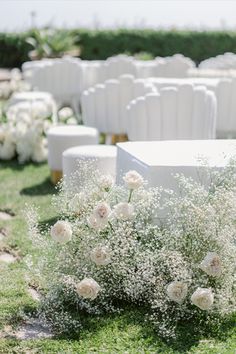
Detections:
108,221,114,232
128,189,133,203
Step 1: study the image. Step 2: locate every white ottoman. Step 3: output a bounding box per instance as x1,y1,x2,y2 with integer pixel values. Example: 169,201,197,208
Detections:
47,126,99,184
7,91,58,123
117,140,236,192
63,145,117,183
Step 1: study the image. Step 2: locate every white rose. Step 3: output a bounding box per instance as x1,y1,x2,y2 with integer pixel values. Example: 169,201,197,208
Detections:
123,170,144,189
167,281,188,304
58,107,74,122
191,288,214,310
31,101,50,120
0,140,15,160
88,202,111,229
98,175,114,190
76,278,101,300
0,126,6,142
32,141,47,163
66,117,77,125
113,202,134,220
17,112,31,125
90,246,111,266
16,137,33,163
50,220,72,244
199,252,222,277
94,202,111,219
43,119,52,133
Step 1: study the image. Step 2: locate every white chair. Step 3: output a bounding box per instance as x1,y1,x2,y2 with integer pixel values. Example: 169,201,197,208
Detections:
47,125,99,184
199,52,236,70
154,54,195,78
22,59,54,82
187,68,236,78
135,54,195,78
104,54,136,79
148,77,236,138
81,74,156,141
126,84,216,141
63,145,117,183
29,60,83,114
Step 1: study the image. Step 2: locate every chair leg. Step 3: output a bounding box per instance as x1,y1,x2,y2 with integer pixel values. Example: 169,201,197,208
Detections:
111,134,128,145
50,170,63,185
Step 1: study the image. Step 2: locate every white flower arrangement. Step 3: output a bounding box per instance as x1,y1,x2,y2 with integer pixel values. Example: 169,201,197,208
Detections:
0,101,52,163
25,160,236,338
0,69,29,100
58,106,77,125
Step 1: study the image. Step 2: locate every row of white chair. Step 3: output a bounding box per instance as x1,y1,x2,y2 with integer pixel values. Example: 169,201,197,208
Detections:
199,52,236,70
126,87,216,141
81,75,155,135
148,77,236,137
14,72,236,139
81,75,217,141
22,54,195,111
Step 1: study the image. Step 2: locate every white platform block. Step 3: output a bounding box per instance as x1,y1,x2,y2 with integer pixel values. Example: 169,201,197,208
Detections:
116,140,236,191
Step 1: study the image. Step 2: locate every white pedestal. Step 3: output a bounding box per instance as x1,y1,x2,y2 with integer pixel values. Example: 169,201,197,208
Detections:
116,140,236,191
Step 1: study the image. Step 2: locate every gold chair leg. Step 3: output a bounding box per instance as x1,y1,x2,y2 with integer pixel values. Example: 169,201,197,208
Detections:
50,170,63,185
111,134,128,145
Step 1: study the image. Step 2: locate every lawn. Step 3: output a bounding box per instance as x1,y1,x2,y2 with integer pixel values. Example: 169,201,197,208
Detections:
0,160,236,353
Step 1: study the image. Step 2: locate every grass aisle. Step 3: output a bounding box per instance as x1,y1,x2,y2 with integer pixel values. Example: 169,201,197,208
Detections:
0,160,235,353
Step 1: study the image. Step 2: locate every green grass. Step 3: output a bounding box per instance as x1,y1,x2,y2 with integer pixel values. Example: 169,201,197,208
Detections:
0,160,236,353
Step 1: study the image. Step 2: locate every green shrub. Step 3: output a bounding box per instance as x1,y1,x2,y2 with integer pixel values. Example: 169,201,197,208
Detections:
0,33,31,68
1,29,236,68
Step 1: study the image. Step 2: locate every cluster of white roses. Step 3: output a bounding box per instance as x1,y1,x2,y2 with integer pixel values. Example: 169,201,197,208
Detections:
0,100,53,163
166,252,220,310
57,107,77,125
26,161,236,338
0,68,30,100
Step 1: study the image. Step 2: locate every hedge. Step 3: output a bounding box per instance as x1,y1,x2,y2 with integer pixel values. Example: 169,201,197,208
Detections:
1,29,236,68
0,33,31,68
76,29,236,63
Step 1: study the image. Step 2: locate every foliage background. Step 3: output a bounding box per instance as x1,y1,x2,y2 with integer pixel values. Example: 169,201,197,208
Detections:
1,29,236,68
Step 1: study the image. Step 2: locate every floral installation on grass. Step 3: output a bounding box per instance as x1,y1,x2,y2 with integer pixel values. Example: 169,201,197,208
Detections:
0,101,53,163
26,160,236,338
0,101,77,163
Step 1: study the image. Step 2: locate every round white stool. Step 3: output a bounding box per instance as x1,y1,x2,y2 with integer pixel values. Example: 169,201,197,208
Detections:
62,145,117,183
7,91,58,123
47,126,99,184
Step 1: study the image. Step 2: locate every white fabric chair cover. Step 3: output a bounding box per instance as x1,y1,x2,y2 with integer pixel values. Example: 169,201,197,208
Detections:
81,74,156,135
149,77,236,138
135,54,195,78
199,52,236,70
104,55,136,79
126,84,216,141
29,60,83,114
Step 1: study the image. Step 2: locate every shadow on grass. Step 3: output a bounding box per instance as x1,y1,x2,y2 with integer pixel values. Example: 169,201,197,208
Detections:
38,216,59,233
55,307,236,352
1,159,49,170
20,177,56,196
0,159,26,171
16,300,236,352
